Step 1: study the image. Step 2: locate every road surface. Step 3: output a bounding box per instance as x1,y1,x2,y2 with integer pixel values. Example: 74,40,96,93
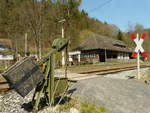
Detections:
70,76,150,113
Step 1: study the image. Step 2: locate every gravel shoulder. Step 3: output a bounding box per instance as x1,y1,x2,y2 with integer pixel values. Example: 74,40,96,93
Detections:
70,77,150,113
0,90,33,113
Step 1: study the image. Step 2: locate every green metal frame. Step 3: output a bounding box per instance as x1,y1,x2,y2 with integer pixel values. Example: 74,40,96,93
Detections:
32,38,68,111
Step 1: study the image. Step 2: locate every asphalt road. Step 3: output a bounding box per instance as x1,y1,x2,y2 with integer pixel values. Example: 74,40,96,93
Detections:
70,77,150,113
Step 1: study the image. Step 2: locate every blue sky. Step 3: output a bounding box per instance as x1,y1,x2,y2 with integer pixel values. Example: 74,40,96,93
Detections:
80,0,150,32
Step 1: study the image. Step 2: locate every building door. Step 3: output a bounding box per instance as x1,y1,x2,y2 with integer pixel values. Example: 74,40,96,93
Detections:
99,53,106,62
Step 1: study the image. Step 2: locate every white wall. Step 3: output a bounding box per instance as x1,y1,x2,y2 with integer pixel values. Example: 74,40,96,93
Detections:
0,55,14,60
117,53,130,60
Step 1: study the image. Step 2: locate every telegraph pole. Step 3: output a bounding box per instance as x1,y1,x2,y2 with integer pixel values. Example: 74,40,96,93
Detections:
25,33,28,57
62,24,65,67
59,19,66,67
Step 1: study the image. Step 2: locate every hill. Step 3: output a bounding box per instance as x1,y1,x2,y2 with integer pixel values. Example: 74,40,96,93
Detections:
0,0,149,57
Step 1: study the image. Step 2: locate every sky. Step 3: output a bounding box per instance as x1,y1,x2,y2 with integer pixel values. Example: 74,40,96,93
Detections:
80,0,150,32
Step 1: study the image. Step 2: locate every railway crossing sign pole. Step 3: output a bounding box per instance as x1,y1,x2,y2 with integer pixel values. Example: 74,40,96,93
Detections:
131,33,148,79
137,34,140,80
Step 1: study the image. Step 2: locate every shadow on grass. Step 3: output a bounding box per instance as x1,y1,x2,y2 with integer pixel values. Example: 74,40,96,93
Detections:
21,88,77,112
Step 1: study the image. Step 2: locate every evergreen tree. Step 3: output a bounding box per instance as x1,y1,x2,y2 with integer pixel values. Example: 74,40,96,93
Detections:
117,30,124,41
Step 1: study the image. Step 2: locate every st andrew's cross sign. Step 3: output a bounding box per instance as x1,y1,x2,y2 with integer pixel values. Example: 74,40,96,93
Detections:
130,33,148,79
131,33,148,58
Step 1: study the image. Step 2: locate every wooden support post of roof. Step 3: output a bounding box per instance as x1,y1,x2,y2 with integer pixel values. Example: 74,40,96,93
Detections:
105,48,107,62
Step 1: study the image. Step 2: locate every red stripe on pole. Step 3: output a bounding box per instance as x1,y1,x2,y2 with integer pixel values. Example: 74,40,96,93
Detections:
142,52,148,58
130,33,136,40
131,52,138,58
140,33,147,39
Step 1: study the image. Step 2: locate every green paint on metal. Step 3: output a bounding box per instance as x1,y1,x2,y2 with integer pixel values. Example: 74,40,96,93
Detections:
32,38,69,111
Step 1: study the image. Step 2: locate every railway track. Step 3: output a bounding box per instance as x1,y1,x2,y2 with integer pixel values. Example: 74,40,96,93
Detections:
0,81,10,93
1,64,150,91
69,65,150,81
0,73,10,93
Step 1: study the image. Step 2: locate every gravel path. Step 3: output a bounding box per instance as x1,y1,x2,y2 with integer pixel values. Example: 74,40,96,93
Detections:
70,77,150,113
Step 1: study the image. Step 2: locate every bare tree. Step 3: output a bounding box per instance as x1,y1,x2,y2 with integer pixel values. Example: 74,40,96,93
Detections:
25,0,44,59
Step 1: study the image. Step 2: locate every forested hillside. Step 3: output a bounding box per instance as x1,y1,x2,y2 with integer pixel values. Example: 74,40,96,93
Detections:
0,0,150,57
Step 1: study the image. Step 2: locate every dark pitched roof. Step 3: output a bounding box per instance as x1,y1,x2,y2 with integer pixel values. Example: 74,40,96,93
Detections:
74,34,132,52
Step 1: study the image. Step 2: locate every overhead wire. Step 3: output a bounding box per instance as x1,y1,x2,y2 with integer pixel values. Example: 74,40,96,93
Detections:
87,0,113,13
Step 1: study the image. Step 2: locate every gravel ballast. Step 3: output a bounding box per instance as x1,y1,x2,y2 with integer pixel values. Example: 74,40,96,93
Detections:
0,90,33,113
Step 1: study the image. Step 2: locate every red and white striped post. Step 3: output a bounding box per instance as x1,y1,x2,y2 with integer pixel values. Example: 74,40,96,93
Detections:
131,33,148,79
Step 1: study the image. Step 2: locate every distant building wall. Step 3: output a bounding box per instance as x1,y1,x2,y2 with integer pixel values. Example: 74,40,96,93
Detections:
117,52,130,60
69,49,131,65
0,55,14,60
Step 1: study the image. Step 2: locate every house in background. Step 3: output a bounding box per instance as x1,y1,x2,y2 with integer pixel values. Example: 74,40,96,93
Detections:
69,34,132,64
0,38,14,66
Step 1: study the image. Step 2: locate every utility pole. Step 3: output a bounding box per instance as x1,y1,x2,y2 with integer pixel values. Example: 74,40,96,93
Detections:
59,19,66,67
25,33,28,57
39,39,42,59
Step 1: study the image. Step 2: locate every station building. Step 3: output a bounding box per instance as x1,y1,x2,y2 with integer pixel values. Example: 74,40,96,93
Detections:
0,38,14,66
69,34,132,64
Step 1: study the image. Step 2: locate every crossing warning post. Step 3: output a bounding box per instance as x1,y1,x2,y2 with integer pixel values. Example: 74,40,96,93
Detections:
130,33,148,79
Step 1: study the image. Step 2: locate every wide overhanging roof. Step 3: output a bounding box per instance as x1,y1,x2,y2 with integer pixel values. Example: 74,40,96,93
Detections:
74,34,132,53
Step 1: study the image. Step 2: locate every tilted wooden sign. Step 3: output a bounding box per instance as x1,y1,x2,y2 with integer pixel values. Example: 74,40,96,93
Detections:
131,33,148,58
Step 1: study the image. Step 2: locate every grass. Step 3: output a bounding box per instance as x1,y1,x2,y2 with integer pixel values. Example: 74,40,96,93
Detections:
0,65,6,70
58,98,110,113
80,102,110,113
58,97,79,112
